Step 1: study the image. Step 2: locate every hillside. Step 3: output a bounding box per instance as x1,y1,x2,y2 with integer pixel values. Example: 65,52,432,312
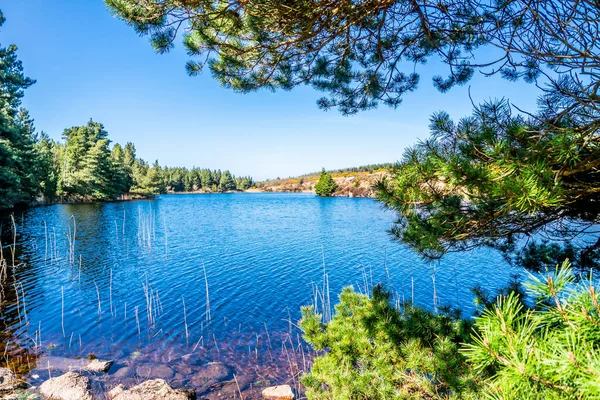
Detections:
253,164,393,197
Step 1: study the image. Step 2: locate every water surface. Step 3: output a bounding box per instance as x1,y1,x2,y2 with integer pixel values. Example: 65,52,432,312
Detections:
0,193,520,396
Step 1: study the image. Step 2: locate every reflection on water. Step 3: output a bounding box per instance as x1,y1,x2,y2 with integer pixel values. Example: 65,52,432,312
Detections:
0,193,521,397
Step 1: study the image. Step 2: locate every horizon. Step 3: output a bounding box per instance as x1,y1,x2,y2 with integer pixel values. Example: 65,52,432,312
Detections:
3,1,540,180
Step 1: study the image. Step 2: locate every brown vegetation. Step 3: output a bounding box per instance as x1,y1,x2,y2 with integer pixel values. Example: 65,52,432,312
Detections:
255,170,387,198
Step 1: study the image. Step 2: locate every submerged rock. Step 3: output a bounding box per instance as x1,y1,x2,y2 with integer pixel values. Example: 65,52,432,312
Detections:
190,362,231,393
180,354,201,365
262,385,295,400
0,368,17,391
135,364,175,380
85,359,114,373
109,379,194,400
39,372,93,400
112,367,131,378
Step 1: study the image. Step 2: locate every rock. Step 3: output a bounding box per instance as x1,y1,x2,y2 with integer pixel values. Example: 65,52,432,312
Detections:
180,353,201,365
85,359,113,373
136,364,175,380
262,385,295,400
39,372,93,400
190,362,231,393
108,384,125,399
193,362,230,381
172,363,193,376
0,368,17,391
112,367,131,378
190,362,233,393
110,379,194,400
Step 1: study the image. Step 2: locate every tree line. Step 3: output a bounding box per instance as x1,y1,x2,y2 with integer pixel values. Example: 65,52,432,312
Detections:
3,116,253,210
0,12,252,210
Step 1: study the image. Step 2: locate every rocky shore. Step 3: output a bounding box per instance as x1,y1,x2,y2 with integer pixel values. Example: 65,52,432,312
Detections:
0,358,295,400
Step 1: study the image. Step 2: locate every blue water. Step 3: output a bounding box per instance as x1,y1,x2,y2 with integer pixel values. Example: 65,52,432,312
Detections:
0,193,521,393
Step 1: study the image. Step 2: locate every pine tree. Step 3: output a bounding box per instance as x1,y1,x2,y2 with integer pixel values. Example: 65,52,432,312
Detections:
315,169,338,197
377,100,600,270
200,169,212,189
13,108,40,203
0,13,36,208
35,132,58,201
80,138,114,199
59,120,115,199
463,260,600,398
219,170,236,192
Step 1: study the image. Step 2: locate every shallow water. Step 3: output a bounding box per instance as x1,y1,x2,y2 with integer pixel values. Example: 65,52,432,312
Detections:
0,193,521,397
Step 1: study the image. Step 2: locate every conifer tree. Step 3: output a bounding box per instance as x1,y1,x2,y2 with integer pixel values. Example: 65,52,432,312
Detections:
35,132,58,201
0,12,36,208
315,169,338,197
200,169,212,189
377,100,600,270
219,170,236,192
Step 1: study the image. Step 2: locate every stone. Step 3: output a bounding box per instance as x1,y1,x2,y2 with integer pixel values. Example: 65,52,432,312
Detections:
262,385,295,400
112,367,131,378
0,368,17,391
108,384,125,399
193,362,230,381
190,362,231,393
39,372,93,400
180,353,201,365
136,364,175,380
110,379,194,400
85,359,114,373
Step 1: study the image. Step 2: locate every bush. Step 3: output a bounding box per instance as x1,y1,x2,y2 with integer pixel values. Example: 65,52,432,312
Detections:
301,261,600,399
463,260,600,399
300,286,480,399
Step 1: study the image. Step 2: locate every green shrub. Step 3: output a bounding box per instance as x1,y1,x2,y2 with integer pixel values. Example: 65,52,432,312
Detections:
463,260,600,399
300,286,480,399
301,261,600,399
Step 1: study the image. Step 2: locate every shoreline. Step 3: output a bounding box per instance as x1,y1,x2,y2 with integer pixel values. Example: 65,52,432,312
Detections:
1,189,374,213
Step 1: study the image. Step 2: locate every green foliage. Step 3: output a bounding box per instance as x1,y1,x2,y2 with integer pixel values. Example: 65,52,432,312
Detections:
377,100,599,269
314,169,337,197
302,262,600,399
219,170,236,191
107,1,599,117
463,260,600,399
300,286,479,399
35,132,59,200
0,16,36,208
56,120,126,200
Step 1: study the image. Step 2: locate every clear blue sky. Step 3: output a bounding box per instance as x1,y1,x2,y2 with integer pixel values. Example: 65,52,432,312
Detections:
1,1,541,180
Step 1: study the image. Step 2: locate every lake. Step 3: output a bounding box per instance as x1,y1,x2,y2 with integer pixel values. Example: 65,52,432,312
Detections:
0,193,521,397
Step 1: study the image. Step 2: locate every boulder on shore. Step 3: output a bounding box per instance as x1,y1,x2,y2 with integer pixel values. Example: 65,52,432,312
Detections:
39,372,93,400
262,385,295,400
0,368,17,392
109,379,194,400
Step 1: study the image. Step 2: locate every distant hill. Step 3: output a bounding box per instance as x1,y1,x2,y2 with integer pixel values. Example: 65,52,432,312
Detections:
252,163,394,197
